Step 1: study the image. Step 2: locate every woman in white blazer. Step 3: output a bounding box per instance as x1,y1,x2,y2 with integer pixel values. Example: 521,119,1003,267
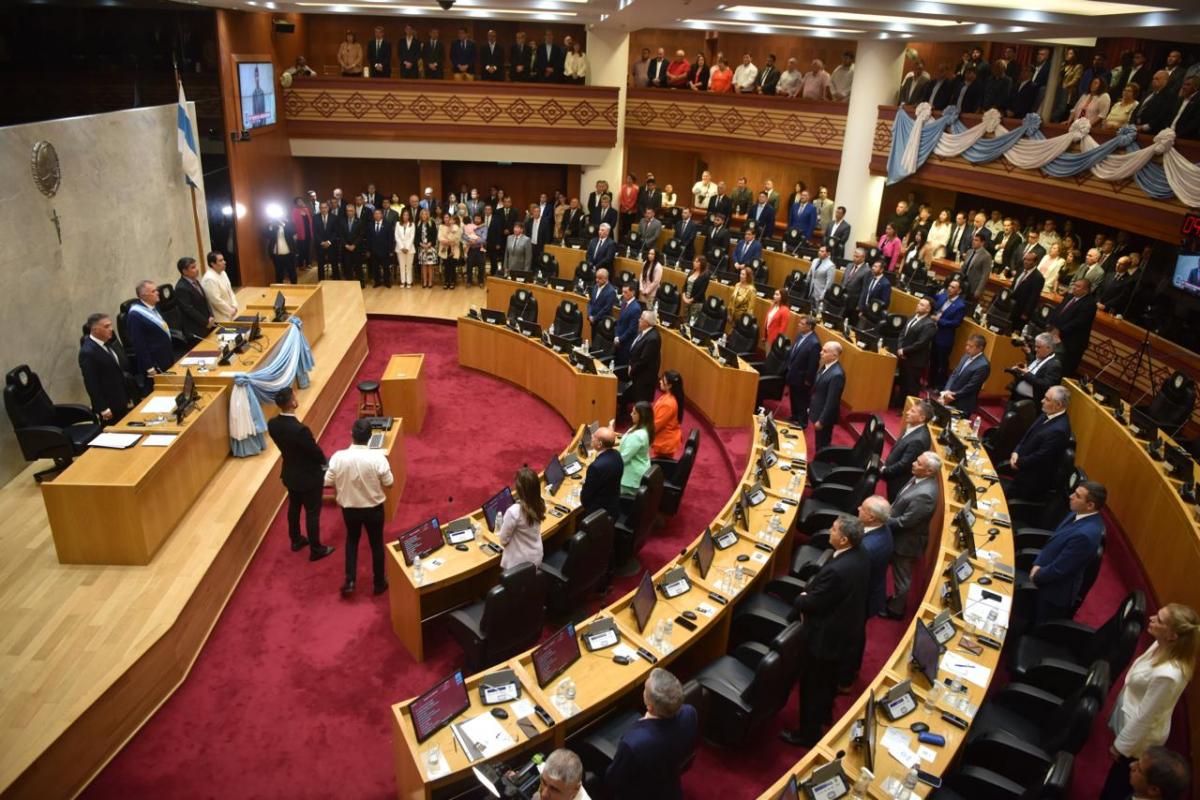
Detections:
1100,602,1199,800
393,208,416,288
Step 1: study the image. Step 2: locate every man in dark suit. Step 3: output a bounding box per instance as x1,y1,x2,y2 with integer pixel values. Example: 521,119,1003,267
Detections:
1009,64,1040,118
938,334,991,415
707,184,733,224
509,31,533,81
823,206,851,259
366,208,394,288
704,213,731,258
613,284,641,366
605,668,699,800
810,341,846,451
951,67,984,113
398,24,421,78
479,29,504,80
338,203,364,283
422,29,445,79
646,47,668,88
896,297,937,402
1008,332,1063,408
1010,251,1046,329
747,192,775,238
1006,385,1073,501
1049,278,1098,377
755,53,780,95
1030,481,1107,622
79,313,134,424
638,178,663,217
779,514,870,746
881,451,941,618
924,63,958,111
928,278,967,390
729,177,753,217
312,201,340,281
587,269,617,328
127,280,176,386
174,257,214,345
534,30,565,83
981,60,1012,112
623,310,661,406
587,224,618,271
450,27,477,80
841,249,870,325
267,388,336,560
881,400,932,500
368,25,391,77
1173,77,1200,139
673,208,698,261
559,199,585,243
1097,256,1137,316
265,216,298,284
526,205,554,266
785,315,820,427
732,229,762,271
858,261,892,315
591,197,619,237
858,497,895,621
580,427,623,523
1133,70,1176,135
1009,230,1046,277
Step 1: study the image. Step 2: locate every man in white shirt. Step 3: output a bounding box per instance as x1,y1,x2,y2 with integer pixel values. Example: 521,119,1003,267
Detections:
830,51,854,101
733,54,758,94
326,418,394,596
690,171,717,209
200,251,239,322
777,58,803,98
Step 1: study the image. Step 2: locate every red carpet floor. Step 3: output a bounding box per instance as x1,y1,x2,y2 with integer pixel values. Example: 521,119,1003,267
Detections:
81,321,1158,799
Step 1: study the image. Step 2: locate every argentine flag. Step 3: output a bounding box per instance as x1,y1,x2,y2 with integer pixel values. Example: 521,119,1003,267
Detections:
177,82,203,189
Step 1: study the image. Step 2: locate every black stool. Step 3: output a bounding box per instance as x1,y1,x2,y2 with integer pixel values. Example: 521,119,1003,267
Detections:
357,380,383,418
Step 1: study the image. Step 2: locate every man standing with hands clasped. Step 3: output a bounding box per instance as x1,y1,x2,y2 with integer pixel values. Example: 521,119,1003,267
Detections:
268,388,336,562
326,418,394,596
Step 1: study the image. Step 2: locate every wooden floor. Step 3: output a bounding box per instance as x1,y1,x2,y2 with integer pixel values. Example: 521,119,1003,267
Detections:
0,283,368,799
361,282,484,320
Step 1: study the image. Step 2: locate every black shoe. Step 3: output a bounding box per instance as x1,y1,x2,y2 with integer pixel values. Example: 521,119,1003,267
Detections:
340,580,356,596
290,537,309,552
779,729,820,747
310,544,335,562
878,607,905,620
373,580,389,595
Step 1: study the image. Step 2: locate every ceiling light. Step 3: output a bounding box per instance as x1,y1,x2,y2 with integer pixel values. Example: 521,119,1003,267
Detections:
725,5,968,25
300,2,576,11
930,0,1175,14
696,18,864,33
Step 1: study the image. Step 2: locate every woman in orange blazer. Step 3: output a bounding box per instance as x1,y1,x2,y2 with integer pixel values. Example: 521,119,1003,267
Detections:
763,289,791,352
651,370,685,458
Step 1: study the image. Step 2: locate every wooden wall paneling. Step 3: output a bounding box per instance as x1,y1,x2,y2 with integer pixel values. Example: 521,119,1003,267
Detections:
625,147,698,198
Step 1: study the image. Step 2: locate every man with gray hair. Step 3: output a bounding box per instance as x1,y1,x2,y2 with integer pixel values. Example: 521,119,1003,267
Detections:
126,279,175,385
881,450,941,619
881,400,932,500
538,748,583,799
810,341,846,450
858,496,894,620
587,268,616,327
1126,745,1191,800
841,247,871,325
605,668,698,799
1008,331,1063,408
623,306,662,406
587,222,617,270
1005,385,1072,502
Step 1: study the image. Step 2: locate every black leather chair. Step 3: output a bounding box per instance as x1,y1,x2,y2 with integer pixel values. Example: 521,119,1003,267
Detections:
879,313,906,352
754,335,791,405
961,662,1109,786
935,751,1074,800
789,531,834,580
983,399,1037,464
617,269,638,290
726,314,759,358
154,284,196,355
1009,591,1146,683
552,299,584,342
1027,304,1054,333
445,562,546,671
782,228,803,253
729,575,819,647
574,261,596,288
985,288,1016,334
663,238,684,267
115,299,140,364
797,458,881,535
613,465,664,575
4,365,102,482
750,259,770,286
786,274,811,311
695,622,804,747
590,317,617,363
541,510,615,618
821,284,848,324
807,415,884,485
656,283,682,326
654,434,698,518
1135,371,1196,437
506,289,539,326
540,251,560,276
621,230,643,259
694,296,727,337
705,246,727,273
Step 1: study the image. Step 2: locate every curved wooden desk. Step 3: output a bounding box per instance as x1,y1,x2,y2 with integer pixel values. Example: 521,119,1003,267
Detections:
1065,379,1200,765
457,313,616,430
391,416,808,799
758,410,1014,798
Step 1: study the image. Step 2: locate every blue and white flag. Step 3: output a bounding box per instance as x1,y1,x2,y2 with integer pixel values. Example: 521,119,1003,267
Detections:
177,82,202,189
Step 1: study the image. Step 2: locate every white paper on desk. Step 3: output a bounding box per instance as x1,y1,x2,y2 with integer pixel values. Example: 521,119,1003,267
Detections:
424,557,447,573
142,434,177,447
179,356,217,366
612,643,638,660
142,396,177,414
942,652,993,688
510,699,535,720
460,712,515,758
880,727,912,753
696,603,717,618
751,551,770,565
967,583,1012,626
887,743,921,771
89,432,142,449
917,745,938,763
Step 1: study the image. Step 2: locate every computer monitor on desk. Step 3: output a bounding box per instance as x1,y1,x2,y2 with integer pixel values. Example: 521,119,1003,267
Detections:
482,487,515,533
247,314,263,343
272,291,287,322
950,464,976,507
173,369,199,423
396,517,443,566
911,618,942,686
544,455,566,495
694,529,716,580
631,571,658,633
532,623,581,688
410,670,470,743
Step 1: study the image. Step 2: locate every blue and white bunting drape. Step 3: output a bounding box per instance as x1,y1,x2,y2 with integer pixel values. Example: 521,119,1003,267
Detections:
228,317,315,457
886,103,1200,208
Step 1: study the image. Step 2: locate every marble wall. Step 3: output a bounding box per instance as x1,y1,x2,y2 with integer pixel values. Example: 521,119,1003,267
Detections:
0,103,209,484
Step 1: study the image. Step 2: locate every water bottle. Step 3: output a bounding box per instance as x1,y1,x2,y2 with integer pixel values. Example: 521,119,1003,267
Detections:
971,415,982,439
901,766,919,797
412,554,423,585
851,768,873,799
734,563,745,586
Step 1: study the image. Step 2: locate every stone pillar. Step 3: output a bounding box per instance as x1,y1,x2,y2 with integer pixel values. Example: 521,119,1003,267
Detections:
580,28,630,195
1040,47,1064,121
833,39,906,258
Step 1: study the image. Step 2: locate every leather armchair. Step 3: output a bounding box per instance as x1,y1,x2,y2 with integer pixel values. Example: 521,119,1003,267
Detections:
446,562,546,671
4,365,101,482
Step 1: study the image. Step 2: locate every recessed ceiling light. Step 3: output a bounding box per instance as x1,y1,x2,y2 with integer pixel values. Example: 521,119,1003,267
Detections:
725,5,968,25
299,2,577,11
930,0,1174,14
697,18,864,33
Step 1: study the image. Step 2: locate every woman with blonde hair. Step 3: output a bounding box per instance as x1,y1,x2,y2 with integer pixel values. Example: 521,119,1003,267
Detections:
338,31,363,76
1100,602,1199,800
729,266,756,329
415,207,438,289
496,467,546,569
1036,241,1065,291
437,211,462,289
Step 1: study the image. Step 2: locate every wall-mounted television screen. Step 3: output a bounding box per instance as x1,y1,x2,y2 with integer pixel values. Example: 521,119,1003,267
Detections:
1172,252,1200,299
238,61,276,130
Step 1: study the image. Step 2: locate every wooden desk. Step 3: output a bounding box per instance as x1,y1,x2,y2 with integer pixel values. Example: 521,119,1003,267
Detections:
392,417,808,799
657,324,761,428
384,427,588,662
1066,380,1200,772
241,283,326,345
41,385,231,565
381,422,408,523
758,413,1013,799
484,276,595,342
809,324,897,414
380,355,428,435
159,321,292,387
458,315,616,430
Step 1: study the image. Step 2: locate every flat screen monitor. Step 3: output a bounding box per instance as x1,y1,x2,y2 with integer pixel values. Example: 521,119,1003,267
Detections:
954,505,978,559
532,623,581,688
775,775,799,800
944,568,964,615
482,487,515,533
247,314,263,343
941,427,967,463
396,517,443,566
863,689,877,773
237,61,276,130
1171,251,1200,298
696,529,716,580
763,414,780,449
631,571,657,633
912,618,941,686
410,670,470,743
273,290,287,321
1092,379,1124,414
929,398,955,428
736,487,752,532
544,455,566,494
1129,406,1159,441
1166,445,1196,481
